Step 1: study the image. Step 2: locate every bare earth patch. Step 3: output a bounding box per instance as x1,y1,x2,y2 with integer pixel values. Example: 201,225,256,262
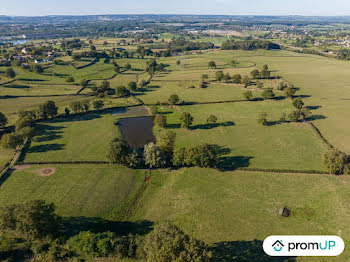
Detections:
36,167,56,177
13,164,31,171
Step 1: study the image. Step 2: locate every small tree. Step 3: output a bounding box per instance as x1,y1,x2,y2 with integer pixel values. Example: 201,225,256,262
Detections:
250,69,260,79
256,82,264,89
127,81,137,91
292,98,304,109
215,71,224,82
155,130,176,159
149,106,158,114
200,74,209,82
5,68,16,78
241,76,251,87
243,90,253,100
208,61,216,69
65,76,75,83
324,149,349,175
107,138,130,165
168,94,180,105
0,133,23,149
176,60,181,66
0,112,8,129
261,88,275,99
143,142,166,168
125,63,132,70
115,86,130,97
154,114,167,127
179,112,193,129
288,110,301,122
207,115,217,123
257,112,268,126
92,100,104,110
284,86,296,98
222,73,231,83
231,74,242,84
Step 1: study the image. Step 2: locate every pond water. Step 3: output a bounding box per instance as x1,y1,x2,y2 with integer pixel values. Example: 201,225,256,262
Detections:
118,116,155,149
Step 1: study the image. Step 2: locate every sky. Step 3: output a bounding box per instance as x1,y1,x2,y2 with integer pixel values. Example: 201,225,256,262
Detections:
1,0,350,16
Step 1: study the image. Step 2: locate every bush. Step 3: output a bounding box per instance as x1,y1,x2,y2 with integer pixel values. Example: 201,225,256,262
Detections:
116,86,130,97
143,223,211,262
261,88,275,99
324,149,350,175
149,106,158,114
154,114,167,127
179,112,193,129
143,142,167,168
65,76,75,83
168,94,180,105
207,115,217,123
257,112,268,126
242,90,253,100
107,138,131,165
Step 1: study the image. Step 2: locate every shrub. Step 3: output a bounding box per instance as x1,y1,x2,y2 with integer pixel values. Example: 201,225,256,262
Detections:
154,114,167,127
257,112,268,126
149,106,158,115
107,138,131,165
324,149,350,175
65,76,75,83
116,86,130,97
242,90,253,100
143,223,211,262
207,115,217,123
179,112,193,129
143,142,167,168
168,94,180,105
261,88,275,99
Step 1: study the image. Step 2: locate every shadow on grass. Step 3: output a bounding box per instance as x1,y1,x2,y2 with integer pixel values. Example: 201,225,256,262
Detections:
33,124,65,142
305,105,321,110
4,84,30,89
191,121,235,130
216,156,253,171
211,240,296,262
58,216,153,237
26,143,65,153
18,78,48,82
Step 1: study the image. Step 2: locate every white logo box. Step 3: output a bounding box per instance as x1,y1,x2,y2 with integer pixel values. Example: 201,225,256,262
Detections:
263,235,345,256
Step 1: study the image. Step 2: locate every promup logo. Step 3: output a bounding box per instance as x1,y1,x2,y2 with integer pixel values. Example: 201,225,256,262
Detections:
272,240,284,252
263,236,344,256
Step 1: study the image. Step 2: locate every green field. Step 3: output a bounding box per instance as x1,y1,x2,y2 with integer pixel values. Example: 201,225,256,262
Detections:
24,113,117,162
0,164,145,220
2,38,350,261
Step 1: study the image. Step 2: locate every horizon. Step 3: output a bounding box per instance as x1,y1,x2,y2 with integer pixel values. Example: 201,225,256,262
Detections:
1,0,350,17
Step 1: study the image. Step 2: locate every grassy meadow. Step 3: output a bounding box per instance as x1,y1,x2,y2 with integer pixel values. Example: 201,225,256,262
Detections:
24,113,117,162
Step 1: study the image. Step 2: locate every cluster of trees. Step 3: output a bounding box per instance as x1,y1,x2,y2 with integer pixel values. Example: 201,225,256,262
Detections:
68,99,104,114
91,80,112,97
250,65,271,79
145,59,166,76
0,201,211,261
221,39,280,50
108,110,221,169
336,49,350,60
215,71,250,85
166,39,214,53
0,101,58,149
257,98,311,126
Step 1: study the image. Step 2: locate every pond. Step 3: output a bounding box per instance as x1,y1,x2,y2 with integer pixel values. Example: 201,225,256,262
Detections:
118,116,155,149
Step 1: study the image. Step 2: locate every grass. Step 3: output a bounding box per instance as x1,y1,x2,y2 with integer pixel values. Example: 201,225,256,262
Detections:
159,102,326,171
132,168,350,261
197,49,350,153
24,113,118,162
0,164,145,219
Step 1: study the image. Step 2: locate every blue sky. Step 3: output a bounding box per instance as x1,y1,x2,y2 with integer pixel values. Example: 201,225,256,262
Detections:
1,0,350,16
